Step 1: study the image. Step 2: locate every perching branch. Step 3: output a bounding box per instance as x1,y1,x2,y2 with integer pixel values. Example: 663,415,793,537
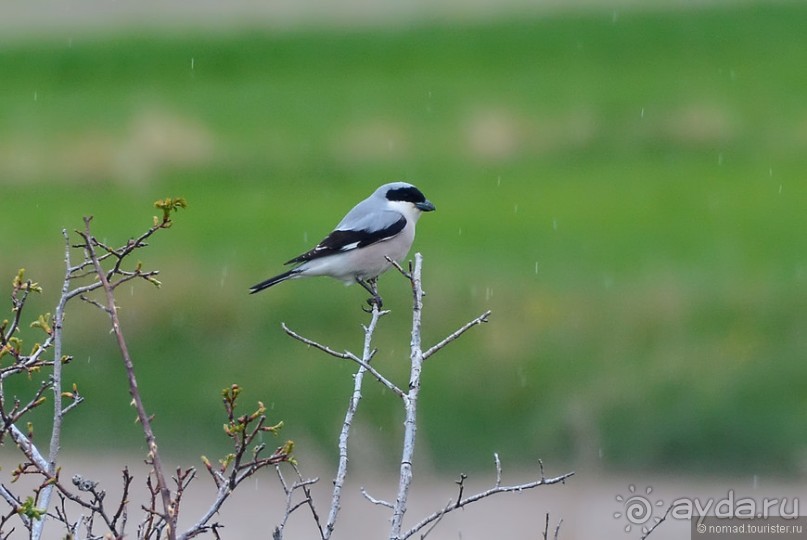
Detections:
390,255,573,538
282,301,389,539
388,253,426,540
282,253,570,539
324,302,382,540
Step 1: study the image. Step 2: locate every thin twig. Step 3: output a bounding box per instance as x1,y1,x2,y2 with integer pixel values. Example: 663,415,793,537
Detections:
180,483,230,540
419,499,452,539
289,462,324,536
360,488,393,509
274,467,320,540
282,323,405,399
79,217,176,540
401,466,575,540
422,310,491,361
454,474,468,508
280,324,358,361
553,518,564,540
112,467,132,533
385,257,412,280
640,502,673,540
542,513,564,540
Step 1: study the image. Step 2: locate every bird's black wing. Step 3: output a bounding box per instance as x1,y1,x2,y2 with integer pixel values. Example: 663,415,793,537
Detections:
285,214,407,265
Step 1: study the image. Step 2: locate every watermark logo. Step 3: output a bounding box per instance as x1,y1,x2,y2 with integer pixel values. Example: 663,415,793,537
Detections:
614,485,801,533
613,484,666,533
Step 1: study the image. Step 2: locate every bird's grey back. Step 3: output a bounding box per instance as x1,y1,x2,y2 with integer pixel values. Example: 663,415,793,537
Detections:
335,183,412,231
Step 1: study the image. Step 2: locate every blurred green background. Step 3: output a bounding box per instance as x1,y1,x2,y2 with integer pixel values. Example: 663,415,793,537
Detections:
1,1,806,477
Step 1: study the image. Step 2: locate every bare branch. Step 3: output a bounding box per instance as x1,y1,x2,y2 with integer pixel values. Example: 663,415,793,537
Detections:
324,303,382,539
78,216,176,540
494,452,502,488
385,257,412,280
401,460,575,540
286,463,324,538
361,488,393,509
281,322,403,398
112,467,133,533
48,228,81,508
554,518,564,540
348,359,404,399
281,323,370,361
542,513,564,540
7,424,49,471
389,253,426,539
180,483,230,540
273,466,320,540
640,501,674,540
78,294,112,314
419,499,452,539
422,310,491,361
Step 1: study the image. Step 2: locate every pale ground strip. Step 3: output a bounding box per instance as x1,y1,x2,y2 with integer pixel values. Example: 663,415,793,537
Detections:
2,453,802,539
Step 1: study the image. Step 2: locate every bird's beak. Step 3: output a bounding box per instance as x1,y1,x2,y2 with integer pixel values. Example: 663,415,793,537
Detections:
416,200,436,212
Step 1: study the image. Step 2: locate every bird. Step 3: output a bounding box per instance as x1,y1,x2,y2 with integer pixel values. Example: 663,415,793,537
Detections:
249,182,435,307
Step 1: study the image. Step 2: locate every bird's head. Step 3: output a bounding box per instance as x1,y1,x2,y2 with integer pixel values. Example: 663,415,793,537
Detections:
379,182,436,214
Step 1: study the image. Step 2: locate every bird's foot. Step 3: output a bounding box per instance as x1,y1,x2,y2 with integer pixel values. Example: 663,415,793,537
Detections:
357,277,383,311
362,294,384,312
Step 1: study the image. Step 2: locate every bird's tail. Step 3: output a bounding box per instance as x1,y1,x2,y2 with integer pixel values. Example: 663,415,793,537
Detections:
249,269,300,294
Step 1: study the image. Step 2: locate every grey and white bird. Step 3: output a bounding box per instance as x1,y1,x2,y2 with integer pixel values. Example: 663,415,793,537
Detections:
249,182,435,305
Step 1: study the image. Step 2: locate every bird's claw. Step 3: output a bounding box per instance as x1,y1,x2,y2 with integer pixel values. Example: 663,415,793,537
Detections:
362,295,383,312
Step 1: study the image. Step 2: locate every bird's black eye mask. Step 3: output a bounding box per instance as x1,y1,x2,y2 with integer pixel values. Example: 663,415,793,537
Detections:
386,186,427,205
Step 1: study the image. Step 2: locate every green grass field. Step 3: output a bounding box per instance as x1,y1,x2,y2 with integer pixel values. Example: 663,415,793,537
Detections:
1,3,806,474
